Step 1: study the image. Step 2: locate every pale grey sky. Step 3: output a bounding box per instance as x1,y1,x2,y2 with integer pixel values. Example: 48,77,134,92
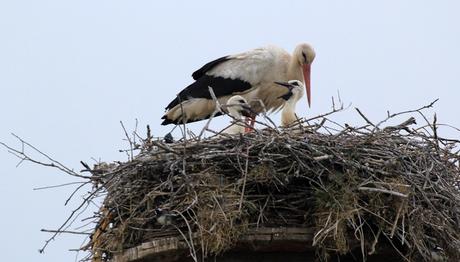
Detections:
1,1,459,261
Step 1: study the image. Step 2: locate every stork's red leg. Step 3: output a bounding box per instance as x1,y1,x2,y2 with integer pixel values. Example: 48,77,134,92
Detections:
244,116,256,133
245,117,251,133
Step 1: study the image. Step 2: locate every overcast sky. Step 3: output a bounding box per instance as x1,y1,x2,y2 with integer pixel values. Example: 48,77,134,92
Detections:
1,1,459,261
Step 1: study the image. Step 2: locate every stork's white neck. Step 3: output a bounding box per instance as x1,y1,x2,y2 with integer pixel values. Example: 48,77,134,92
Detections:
225,122,245,135
281,99,298,127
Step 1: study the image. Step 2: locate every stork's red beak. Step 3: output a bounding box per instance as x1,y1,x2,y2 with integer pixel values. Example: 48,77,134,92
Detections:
302,64,311,107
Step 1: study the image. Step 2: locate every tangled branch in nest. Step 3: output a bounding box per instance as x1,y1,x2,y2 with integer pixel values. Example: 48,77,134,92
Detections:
2,100,459,262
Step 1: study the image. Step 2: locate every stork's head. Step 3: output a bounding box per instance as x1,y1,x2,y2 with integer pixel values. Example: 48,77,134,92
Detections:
275,80,305,103
293,43,315,107
224,95,253,119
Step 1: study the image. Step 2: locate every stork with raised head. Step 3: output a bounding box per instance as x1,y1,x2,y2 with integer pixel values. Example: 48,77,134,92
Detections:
161,43,315,126
274,80,305,127
221,95,252,135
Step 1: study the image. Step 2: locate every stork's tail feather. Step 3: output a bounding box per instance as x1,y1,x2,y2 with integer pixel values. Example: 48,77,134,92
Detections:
161,115,175,126
161,112,224,126
160,113,187,126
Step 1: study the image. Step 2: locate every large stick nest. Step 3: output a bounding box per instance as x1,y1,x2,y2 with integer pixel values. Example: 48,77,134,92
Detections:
87,103,460,262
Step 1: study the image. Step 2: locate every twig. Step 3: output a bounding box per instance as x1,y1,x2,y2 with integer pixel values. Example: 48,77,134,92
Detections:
120,121,134,161
33,182,87,191
358,187,408,198
238,146,250,212
151,140,180,155
41,229,91,235
373,99,439,131
1,134,90,179
355,107,376,127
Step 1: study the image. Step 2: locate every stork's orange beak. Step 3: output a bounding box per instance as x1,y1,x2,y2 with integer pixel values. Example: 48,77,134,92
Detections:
302,64,311,107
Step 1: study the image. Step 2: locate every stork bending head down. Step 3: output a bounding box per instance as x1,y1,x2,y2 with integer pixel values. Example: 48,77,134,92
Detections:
161,43,315,126
221,95,252,135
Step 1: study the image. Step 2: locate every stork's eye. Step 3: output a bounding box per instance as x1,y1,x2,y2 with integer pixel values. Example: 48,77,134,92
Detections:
291,82,299,86
238,99,246,103
302,52,307,62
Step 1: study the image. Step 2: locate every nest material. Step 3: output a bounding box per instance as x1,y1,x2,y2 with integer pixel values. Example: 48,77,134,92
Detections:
89,111,460,261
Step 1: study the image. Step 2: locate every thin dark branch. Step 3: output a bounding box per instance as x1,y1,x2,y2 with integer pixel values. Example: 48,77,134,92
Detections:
33,182,87,191
120,121,134,161
41,229,91,235
355,107,376,127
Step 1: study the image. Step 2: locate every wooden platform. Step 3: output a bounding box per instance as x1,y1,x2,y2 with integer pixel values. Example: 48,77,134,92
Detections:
112,227,406,262
113,227,317,262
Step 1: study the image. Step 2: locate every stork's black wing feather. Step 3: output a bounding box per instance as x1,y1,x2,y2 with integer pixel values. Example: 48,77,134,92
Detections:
191,56,231,80
164,75,252,110
161,111,224,125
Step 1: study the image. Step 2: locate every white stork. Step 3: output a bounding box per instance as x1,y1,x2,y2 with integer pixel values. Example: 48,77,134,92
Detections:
161,43,315,125
221,95,252,135
274,80,305,127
